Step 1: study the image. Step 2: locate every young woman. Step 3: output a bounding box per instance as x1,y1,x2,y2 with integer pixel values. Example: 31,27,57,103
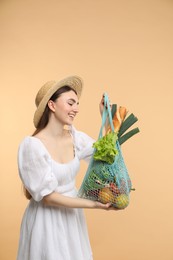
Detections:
17,75,113,260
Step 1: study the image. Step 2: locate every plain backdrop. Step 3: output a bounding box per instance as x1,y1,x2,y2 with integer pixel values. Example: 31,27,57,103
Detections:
1,0,173,259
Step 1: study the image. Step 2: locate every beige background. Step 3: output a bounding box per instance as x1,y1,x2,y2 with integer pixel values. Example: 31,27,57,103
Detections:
1,0,173,259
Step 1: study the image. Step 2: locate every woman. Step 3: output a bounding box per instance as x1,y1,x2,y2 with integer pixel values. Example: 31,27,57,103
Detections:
17,75,113,260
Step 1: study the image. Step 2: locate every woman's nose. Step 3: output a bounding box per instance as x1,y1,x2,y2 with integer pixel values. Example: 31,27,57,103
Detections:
73,104,79,113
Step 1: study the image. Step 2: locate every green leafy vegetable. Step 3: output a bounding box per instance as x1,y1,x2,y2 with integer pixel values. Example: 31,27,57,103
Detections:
109,104,140,145
93,132,118,164
118,127,140,145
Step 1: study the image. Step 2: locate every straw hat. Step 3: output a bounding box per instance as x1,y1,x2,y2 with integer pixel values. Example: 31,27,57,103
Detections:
33,75,83,128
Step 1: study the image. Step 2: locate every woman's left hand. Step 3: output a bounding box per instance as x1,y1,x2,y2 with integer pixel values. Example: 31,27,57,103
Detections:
99,93,112,116
99,94,112,132
99,94,105,115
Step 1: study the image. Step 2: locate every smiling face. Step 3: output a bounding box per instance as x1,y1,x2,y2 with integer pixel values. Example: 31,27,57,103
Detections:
48,90,79,126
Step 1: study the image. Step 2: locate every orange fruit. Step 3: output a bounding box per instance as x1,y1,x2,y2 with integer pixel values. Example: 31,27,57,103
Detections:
98,188,115,204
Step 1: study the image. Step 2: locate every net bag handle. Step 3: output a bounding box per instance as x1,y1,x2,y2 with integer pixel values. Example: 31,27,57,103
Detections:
98,93,114,139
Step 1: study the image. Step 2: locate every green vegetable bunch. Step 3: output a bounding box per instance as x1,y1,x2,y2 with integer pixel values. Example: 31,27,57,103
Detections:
93,132,118,164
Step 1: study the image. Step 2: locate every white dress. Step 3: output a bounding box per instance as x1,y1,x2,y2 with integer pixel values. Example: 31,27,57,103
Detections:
17,127,94,260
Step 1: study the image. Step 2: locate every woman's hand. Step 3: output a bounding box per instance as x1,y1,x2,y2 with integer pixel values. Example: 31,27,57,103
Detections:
93,201,112,210
99,94,105,115
99,93,112,116
99,94,112,133
93,201,121,211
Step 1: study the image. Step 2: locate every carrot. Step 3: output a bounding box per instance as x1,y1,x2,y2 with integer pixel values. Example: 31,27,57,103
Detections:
112,114,121,132
119,106,128,121
106,105,127,134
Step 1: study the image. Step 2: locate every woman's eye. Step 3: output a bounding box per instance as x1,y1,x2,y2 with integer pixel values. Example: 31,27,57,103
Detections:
68,102,73,106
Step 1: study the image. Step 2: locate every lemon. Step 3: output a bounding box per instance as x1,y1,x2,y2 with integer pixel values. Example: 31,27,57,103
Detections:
115,194,129,209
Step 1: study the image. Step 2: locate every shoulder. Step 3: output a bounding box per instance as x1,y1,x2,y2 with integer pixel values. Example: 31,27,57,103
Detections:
19,136,40,148
18,136,47,157
70,126,95,160
71,126,95,149
71,126,94,140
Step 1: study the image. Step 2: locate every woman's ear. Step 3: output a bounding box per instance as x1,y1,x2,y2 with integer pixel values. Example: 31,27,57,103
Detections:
48,100,56,112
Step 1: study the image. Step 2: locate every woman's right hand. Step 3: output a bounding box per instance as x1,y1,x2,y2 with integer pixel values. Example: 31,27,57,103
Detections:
93,201,122,211
92,200,112,210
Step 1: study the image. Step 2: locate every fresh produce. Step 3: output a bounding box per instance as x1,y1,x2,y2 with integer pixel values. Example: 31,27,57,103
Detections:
118,113,140,145
84,170,107,191
119,106,128,122
114,194,129,209
109,182,120,195
83,165,116,195
106,106,128,133
106,104,140,145
98,187,115,204
78,96,138,209
96,185,130,208
86,189,100,199
93,132,118,164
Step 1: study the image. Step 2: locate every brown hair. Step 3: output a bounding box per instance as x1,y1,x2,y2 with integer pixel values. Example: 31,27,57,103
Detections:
24,85,77,200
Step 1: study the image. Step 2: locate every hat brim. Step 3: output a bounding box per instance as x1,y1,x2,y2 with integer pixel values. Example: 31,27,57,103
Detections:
33,75,83,128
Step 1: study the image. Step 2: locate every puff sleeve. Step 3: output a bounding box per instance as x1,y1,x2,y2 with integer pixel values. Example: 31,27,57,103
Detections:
72,127,95,163
18,137,58,202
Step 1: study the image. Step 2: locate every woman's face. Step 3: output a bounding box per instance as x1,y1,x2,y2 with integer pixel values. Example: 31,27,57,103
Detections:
49,90,79,125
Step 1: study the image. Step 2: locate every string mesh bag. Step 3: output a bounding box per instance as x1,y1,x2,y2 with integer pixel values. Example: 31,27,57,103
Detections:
78,94,135,209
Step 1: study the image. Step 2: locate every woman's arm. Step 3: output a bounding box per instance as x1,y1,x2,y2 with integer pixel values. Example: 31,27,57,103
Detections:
43,191,112,210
